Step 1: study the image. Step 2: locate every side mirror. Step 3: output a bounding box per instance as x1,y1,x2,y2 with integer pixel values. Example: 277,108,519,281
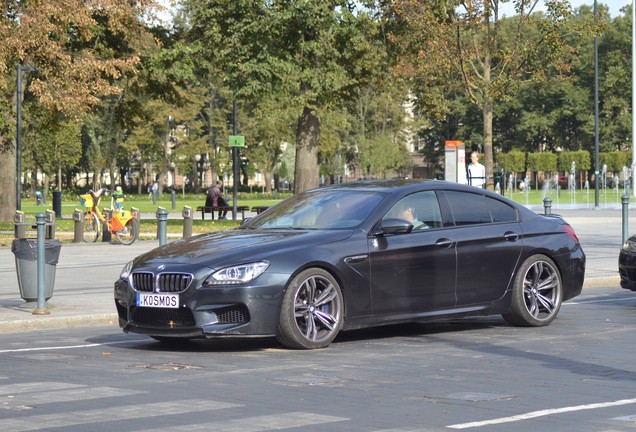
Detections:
371,218,413,236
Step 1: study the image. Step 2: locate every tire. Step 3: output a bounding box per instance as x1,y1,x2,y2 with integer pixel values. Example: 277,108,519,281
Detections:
115,218,139,245
502,254,563,327
277,268,344,349
83,212,100,243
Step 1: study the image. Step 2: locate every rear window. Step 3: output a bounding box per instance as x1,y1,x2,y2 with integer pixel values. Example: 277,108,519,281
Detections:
445,191,517,225
488,197,517,222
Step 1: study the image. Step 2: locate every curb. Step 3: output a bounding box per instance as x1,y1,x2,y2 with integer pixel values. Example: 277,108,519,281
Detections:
0,313,118,333
0,277,621,334
583,276,620,289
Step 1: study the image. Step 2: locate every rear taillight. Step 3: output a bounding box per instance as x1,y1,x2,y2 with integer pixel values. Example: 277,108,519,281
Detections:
563,224,579,243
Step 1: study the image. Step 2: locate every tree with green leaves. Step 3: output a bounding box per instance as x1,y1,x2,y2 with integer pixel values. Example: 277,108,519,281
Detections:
393,0,592,190
24,109,82,191
0,0,160,220
241,94,296,192
181,0,379,193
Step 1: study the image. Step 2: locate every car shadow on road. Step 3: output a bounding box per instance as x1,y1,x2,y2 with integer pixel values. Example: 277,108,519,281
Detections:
87,317,509,353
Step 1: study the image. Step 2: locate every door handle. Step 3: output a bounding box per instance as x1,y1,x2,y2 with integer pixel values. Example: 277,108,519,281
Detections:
504,232,519,241
435,238,453,248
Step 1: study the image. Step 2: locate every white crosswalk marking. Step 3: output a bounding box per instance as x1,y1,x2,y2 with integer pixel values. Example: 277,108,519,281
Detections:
0,382,84,396
1,383,350,431
4,386,146,405
132,412,349,431
1,399,242,431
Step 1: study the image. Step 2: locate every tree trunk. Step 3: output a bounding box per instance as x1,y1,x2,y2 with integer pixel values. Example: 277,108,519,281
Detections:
110,158,119,188
43,175,50,203
294,107,320,193
208,91,218,185
0,133,16,220
482,95,494,191
264,172,272,193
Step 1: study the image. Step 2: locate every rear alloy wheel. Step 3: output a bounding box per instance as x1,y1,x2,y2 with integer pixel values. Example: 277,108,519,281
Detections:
277,268,344,349
503,254,563,327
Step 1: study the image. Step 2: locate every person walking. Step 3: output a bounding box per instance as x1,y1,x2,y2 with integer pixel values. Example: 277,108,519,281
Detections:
149,180,159,204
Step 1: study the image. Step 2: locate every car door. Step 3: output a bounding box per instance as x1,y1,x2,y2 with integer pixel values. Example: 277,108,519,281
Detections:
368,191,457,315
441,190,523,305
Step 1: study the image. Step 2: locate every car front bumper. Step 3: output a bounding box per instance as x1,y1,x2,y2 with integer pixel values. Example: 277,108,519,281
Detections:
114,272,289,338
619,249,636,291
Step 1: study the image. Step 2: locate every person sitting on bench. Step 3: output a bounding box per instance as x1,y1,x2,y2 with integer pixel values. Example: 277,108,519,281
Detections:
205,181,228,219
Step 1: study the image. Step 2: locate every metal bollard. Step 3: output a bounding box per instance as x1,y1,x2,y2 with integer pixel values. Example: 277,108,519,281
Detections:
45,210,55,239
171,189,176,210
14,211,25,239
543,197,552,215
157,207,168,246
102,209,112,242
73,209,84,243
622,195,630,244
33,213,50,315
182,206,193,238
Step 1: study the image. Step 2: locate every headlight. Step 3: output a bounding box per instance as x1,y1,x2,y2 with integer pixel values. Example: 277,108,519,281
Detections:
623,238,636,253
120,261,133,280
204,261,270,286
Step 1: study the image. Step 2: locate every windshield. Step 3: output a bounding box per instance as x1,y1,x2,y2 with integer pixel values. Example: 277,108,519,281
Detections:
242,189,385,230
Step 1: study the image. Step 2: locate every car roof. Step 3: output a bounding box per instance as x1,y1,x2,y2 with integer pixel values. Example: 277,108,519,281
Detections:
312,179,492,195
313,178,435,192
309,179,534,216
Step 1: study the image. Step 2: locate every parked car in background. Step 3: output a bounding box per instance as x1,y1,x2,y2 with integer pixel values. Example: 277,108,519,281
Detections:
114,180,586,349
619,235,636,290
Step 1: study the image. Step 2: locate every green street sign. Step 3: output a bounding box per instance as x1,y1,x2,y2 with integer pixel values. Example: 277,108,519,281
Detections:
229,135,245,147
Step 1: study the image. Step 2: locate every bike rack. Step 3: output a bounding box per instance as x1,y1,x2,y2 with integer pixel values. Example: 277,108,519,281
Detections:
72,209,83,243
102,209,112,243
182,206,193,238
156,207,168,246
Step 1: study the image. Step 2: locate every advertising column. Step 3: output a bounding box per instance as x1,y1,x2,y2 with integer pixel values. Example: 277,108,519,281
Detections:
445,140,466,184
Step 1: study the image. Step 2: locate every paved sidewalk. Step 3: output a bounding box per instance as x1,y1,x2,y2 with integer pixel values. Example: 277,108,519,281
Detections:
0,208,630,333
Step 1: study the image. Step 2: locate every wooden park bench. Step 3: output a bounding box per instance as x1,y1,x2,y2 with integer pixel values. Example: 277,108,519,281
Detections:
251,206,270,215
195,205,249,220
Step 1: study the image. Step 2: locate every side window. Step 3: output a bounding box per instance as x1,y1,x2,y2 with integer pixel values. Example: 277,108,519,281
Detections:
445,191,491,225
486,196,517,222
383,191,442,230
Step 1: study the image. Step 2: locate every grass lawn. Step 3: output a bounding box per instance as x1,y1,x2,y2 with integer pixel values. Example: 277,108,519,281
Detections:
0,187,629,246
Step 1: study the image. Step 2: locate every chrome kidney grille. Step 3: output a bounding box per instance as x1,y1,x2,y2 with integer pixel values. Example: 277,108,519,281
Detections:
131,272,193,293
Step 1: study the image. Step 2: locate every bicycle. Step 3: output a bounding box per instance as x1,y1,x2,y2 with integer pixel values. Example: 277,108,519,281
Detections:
79,188,139,245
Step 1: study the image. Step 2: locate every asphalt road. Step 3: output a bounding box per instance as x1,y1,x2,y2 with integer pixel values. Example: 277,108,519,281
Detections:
0,284,634,432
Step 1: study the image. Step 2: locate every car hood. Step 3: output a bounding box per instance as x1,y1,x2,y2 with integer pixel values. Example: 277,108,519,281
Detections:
132,229,354,269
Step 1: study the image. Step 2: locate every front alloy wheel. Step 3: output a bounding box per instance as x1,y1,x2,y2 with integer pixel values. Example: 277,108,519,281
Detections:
503,254,563,327
277,268,344,349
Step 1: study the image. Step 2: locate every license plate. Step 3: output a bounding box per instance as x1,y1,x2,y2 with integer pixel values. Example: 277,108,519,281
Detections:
136,293,179,308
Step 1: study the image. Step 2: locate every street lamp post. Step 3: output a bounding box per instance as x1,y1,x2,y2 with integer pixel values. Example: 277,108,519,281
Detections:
594,0,600,209
232,101,239,221
16,63,37,211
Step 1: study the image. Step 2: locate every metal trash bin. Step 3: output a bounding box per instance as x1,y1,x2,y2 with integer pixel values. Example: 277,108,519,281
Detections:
11,238,62,302
53,191,62,218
